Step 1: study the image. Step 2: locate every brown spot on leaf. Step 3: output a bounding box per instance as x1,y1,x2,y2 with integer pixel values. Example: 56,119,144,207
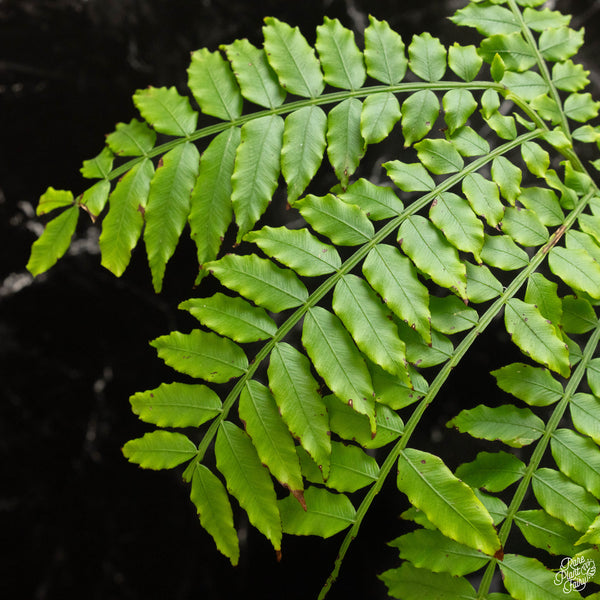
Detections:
291,489,307,511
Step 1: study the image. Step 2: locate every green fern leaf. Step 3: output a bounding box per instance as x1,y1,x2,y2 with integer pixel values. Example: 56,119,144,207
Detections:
281,106,327,202
98,159,154,277
179,293,277,343
465,262,503,303
187,48,242,120
448,404,545,447
502,206,549,247
190,464,240,566
398,215,467,301
538,26,584,62
35,187,74,216
26,205,79,277
294,193,374,245
390,529,488,576
144,142,200,292
333,275,408,378
279,486,355,537
216,421,282,551
399,322,454,368
244,225,341,276
27,2,600,596
316,17,365,90
456,451,526,493
429,295,479,334
397,448,501,555
505,298,570,377
586,358,600,393
268,343,331,478
479,33,536,72
562,296,597,334
222,39,286,109
408,32,447,82
429,192,484,260
106,118,156,157
481,234,530,270
80,180,110,218
239,380,304,495
262,17,324,98
450,4,520,36
549,247,600,299
492,156,522,205
415,138,464,175
524,6,571,32
499,554,583,600
383,160,435,192
151,329,248,382
360,92,401,145
188,128,239,273
338,178,404,220
379,558,477,599
462,173,504,227
552,59,590,92
298,441,379,493
80,147,113,179
326,98,364,186
363,16,407,84
492,362,563,407
324,394,403,449
302,307,375,431
400,89,439,146
205,254,308,311
231,115,284,241
442,89,478,134
551,428,600,498
122,430,197,470
448,43,482,82
571,393,600,445
576,514,600,546
129,382,222,428
532,468,599,532
524,272,562,326
132,86,198,136
362,244,432,344
514,510,580,557
519,187,564,226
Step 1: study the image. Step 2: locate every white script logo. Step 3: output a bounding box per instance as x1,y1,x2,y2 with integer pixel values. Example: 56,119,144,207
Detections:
553,556,596,593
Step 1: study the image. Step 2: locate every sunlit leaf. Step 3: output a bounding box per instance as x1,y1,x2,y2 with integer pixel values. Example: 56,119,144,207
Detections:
239,380,304,494
396,448,501,555
303,307,375,431
216,421,282,550
448,404,545,447
130,382,222,428
123,430,196,470
492,362,563,407
505,298,570,377
316,17,365,90
190,464,240,565
456,451,526,492
398,215,467,301
151,329,248,383
279,486,355,537
268,342,331,478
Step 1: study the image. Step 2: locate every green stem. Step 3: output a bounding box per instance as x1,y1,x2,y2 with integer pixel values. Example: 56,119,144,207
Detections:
318,187,595,599
93,80,505,185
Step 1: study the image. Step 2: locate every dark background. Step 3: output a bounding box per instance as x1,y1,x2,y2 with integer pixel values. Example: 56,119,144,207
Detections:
2,1,600,598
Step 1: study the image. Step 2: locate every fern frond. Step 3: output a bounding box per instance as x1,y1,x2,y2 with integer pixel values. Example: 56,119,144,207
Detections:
27,0,600,597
